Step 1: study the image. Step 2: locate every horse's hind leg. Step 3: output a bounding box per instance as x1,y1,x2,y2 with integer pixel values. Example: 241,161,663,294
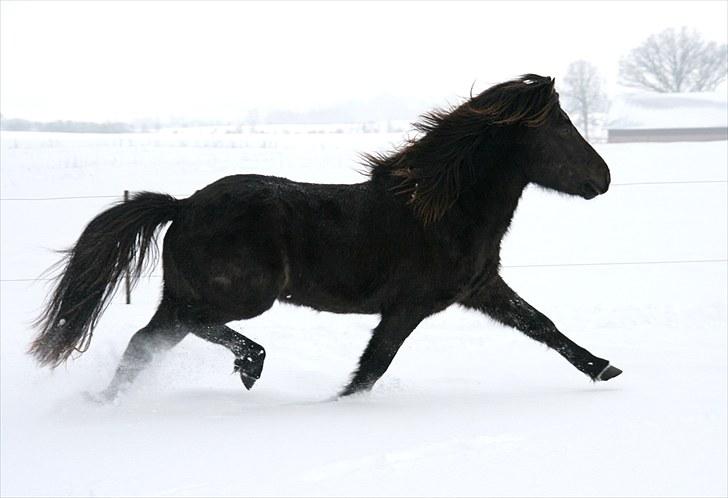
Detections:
340,307,429,397
190,324,266,390
100,298,188,399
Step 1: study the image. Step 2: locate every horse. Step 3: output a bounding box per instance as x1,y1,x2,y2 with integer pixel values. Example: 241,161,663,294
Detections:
31,74,621,400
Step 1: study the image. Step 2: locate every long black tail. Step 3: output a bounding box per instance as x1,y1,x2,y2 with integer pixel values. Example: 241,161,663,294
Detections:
30,192,179,367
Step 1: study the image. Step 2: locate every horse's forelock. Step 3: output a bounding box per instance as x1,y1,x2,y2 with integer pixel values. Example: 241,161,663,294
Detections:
469,75,558,127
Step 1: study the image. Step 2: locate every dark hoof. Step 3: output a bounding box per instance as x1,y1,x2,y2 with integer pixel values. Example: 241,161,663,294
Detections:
339,381,374,398
338,386,357,398
240,372,257,390
597,364,623,381
233,349,265,391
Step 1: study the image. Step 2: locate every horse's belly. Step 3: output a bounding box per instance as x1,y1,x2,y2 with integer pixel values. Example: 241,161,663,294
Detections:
282,294,381,314
279,273,384,314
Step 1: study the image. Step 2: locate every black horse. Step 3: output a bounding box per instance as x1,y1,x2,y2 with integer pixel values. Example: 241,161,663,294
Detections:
31,75,621,399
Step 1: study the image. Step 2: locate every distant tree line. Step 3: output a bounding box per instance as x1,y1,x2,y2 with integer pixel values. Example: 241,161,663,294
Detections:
0,117,134,133
620,27,727,93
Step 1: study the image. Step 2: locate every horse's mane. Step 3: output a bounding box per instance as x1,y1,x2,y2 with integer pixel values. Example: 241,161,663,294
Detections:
363,74,558,224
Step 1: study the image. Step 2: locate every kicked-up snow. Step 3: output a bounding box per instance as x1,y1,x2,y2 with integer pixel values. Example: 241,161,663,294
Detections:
1,130,726,497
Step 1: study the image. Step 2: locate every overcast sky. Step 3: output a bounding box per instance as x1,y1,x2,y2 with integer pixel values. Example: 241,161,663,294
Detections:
1,0,726,122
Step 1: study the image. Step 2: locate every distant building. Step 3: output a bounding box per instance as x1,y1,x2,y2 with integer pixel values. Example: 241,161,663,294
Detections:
607,92,728,143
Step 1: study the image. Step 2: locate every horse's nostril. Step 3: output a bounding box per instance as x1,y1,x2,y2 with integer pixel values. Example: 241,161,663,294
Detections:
581,181,601,199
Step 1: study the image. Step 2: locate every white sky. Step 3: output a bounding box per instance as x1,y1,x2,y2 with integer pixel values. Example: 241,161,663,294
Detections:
1,0,726,121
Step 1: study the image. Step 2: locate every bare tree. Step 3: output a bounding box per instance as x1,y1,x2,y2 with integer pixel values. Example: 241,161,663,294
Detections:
620,27,728,92
561,60,608,141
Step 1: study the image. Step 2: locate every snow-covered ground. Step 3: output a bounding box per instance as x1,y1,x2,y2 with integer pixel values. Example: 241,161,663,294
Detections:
1,130,726,497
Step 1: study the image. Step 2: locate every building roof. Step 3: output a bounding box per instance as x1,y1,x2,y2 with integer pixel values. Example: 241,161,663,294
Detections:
608,92,728,130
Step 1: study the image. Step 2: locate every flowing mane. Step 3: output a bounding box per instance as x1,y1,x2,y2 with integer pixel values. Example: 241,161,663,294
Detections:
363,74,558,224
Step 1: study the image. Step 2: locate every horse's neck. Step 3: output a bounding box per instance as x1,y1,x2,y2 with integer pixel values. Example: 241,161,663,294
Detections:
369,161,526,247
459,166,527,246
489,176,526,240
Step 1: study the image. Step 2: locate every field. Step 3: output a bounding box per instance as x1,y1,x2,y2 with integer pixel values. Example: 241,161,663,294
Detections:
1,129,726,497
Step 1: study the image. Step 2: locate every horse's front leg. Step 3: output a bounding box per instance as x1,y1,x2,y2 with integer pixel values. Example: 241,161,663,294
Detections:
461,276,622,381
340,306,430,397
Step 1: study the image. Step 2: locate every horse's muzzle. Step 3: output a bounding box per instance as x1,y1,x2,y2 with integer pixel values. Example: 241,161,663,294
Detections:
580,169,611,199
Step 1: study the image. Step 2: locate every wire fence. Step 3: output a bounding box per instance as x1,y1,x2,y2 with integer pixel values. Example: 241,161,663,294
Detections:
0,179,726,202
3,258,726,284
1,179,726,292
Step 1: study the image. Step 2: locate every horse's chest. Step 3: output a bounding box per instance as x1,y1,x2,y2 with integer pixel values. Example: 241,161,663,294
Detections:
451,251,500,298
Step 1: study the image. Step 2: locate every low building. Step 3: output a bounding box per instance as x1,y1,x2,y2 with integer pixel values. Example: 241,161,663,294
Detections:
607,92,728,143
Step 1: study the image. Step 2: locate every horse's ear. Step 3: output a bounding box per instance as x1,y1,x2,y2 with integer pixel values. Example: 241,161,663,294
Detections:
539,77,556,106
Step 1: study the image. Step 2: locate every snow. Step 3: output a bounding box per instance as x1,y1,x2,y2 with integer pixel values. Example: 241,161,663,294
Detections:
1,130,726,497
608,91,728,130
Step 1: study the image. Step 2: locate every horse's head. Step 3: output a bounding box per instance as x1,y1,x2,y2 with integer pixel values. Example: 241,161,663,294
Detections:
506,77,611,199
364,74,611,224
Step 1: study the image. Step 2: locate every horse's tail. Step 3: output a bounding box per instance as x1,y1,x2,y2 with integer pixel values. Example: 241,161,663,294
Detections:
30,192,180,368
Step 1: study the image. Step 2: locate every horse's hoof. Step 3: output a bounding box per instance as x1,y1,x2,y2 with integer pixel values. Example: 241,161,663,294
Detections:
597,364,623,381
240,372,257,390
83,391,106,404
83,389,118,404
338,379,375,398
233,350,265,391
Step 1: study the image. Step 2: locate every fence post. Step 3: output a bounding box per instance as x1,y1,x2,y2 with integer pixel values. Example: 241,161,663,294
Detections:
124,190,131,305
